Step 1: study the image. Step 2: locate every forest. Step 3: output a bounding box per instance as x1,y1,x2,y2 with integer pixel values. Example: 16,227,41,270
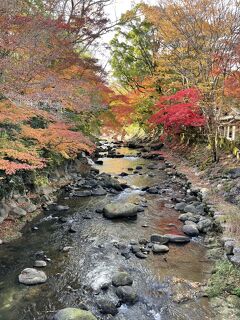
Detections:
0,1,240,320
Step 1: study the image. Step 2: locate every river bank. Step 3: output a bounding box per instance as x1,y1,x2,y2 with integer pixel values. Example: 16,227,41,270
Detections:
0,141,239,319
0,155,92,243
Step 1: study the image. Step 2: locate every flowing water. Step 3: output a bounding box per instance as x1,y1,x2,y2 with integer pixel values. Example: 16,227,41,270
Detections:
0,146,215,320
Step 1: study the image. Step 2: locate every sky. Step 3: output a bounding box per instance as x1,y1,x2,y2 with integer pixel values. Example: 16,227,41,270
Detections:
95,0,157,73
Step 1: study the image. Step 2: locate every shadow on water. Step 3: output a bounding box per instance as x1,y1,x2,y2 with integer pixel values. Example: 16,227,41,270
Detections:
0,147,215,320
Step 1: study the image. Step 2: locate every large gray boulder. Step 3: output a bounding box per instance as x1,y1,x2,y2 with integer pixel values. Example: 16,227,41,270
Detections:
53,308,97,320
18,268,47,285
182,225,199,237
103,203,139,219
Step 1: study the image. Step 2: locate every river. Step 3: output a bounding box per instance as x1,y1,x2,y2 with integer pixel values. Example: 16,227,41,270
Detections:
0,145,215,320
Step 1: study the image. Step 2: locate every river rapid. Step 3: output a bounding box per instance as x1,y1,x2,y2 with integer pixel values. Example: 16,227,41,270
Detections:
0,144,216,320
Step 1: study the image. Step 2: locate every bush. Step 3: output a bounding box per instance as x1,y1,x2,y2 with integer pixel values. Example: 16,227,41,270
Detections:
207,260,240,297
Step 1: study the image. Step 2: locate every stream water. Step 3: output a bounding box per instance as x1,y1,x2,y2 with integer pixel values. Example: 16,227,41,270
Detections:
0,146,216,320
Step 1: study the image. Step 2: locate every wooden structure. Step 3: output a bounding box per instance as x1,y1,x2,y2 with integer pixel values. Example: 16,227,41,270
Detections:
220,110,240,142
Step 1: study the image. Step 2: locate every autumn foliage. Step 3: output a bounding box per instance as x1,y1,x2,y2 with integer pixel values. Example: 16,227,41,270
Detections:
150,88,205,134
0,0,112,175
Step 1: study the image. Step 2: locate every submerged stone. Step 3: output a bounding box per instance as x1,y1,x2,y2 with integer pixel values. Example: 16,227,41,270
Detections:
115,286,138,304
112,272,133,287
53,308,97,320
96,299,118,316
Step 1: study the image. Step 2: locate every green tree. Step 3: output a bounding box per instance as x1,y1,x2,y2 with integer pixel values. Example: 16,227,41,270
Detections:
110,7,159,90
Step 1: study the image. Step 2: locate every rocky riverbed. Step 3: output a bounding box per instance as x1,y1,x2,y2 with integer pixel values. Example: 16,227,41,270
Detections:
0,142,229,319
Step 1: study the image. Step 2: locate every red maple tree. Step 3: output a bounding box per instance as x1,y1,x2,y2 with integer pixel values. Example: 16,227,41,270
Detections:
149,88,205,134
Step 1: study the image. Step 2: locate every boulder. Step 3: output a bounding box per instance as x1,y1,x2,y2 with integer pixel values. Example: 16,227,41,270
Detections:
182,225,199,237
53,308,96,320
164,234,190,243
183,204,199,215
195,203,206,215
150,234,169,245
112,272,133,287
115,286,138,305
103,203,139,219
18,268,47,285
12,207,27,217
175,202,186,212
178,213,194,222
97,299,118,316
100,176,123,191
152,244,169,254
197,219,213,233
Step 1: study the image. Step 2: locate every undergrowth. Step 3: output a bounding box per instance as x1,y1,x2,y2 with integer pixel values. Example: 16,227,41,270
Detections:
207,260,240,297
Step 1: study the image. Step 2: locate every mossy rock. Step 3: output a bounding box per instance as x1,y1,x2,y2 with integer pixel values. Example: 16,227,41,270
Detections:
53,308,97,320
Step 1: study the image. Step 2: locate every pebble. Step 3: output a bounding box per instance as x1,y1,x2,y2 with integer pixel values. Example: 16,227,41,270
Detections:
34,260,47,267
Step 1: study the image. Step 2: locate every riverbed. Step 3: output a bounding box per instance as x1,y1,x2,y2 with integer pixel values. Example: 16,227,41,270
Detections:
0,145,216,320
